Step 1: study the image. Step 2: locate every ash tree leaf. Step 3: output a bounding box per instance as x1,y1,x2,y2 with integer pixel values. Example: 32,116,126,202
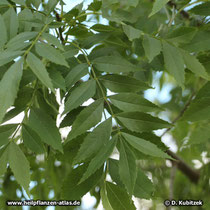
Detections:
49,68,66,91
99,75,150,93
8,142,30,194
11,0,26,6
121,132,170,158
6,32,38,50
79,136,117,183
92,56,141,73
28,108,63,153
166,27,197,44
101,185,113,210
35,42,69,67
0,50,24,67
134,168,154,199
26,52,54,92
109,93,162,113
108,158,154,199
73,118,112,164
181,31,210,53
143,35,161,62
149,0,169,17
41,33,64,51
63,45,79,59
188,124,210,145
91,24,115,32
0,124,18,147
119,138,137,195
3,8,19,39
189,2,210,16
22,124,45,154
106,181,136,210
0,15,7,49
60,106,84,128
61,163,103,200
67,99,104,141
162,41,185,87
108,159,124,187
0,146,9,176
181,97,210,122
116,112,171,132
122,25,142,41
64,79,96,114
0,59,23,124
65,63,89,89
30,0,41,9
181,50,209,79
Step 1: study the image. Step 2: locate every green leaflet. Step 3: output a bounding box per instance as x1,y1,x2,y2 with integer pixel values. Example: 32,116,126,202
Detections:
0,59,23,124
122,129,168,151
181,50,209,79
79,136,116,183
64,80,96,114
49,68,66,91
29,0,41,9
121,132,170,158
0,146,9,176
122,25,142,41
3,8,19,39
11,0,26,6
41,33,64,51
119,138,137,195
116,112,171,132
67,99,104,141
188,123,210,145
166,27,197,44
35,42,69,67
63,45,79,59
99,74,149,93
92,56,140,73
109,93,162,112
181,31,210,52
108,159,124,187
91,24,115,32
28,108,63,153
143,34,161,62
0,15,7,49
134,168,154,199
162,41,185,87
108,158,154,199
106,181,136,210
0,50,24,67
0,124,18,147
189,2,210,16
22,124,45,154
181,97,210,122
8,142,30,194
65,63,89,89
6,32,38,50
61,163,103,200
149,0,169,17
26,52,54,92
73,118,112,164
0,0,9,5
60,106,84,128
101,185,113,210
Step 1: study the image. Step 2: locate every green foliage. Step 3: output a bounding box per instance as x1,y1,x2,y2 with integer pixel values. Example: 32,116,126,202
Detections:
0,0,210,209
